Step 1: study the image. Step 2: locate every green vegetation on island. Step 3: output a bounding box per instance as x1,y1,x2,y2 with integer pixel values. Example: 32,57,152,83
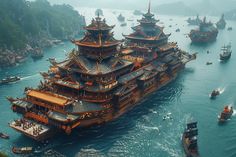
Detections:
0,0,85,67
0,152,8,157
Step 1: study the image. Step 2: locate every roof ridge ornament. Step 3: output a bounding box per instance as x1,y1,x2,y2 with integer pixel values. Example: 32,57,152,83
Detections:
148,0,151,14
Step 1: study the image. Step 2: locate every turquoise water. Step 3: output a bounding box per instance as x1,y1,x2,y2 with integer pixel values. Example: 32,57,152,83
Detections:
0,7,236,157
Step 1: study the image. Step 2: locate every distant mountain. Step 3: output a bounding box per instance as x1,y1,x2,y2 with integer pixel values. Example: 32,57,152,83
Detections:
154,2,197,16
224,9,236,20
47,0,185,10
189,0,236,16
153,0,236,18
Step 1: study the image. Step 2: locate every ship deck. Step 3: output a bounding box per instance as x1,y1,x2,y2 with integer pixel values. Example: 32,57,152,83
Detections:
12,99,33,109
10,119,52,141
158,42,176,51
180,52,197,64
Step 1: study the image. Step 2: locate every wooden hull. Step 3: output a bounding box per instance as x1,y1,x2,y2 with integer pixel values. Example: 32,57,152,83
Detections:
182,133,199,157
220,54,231,61
189,30,218,43
77,71,180,129
218,110,233,123
0,133,9,139
12,147,33,154
0,77,20,85
9,62,186,141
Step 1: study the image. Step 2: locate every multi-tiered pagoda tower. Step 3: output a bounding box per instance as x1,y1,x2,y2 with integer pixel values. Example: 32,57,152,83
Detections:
8,4,196,141
124,2,169,48
123,2,196,87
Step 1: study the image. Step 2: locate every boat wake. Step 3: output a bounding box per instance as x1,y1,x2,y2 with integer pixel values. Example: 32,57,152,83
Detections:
155,141,182,157
142,125,160,132
149,109,158,114
232,111,236,117
21,74,40,80
219,87,226,94
232,106,236,116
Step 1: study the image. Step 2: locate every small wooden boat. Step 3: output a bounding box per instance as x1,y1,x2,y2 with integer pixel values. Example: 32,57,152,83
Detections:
218,106,233,123
12,147,33,154
182,122,199,157
210,89,220,99
227,27,232,31
206,62,212,65
0,76,20,85
0,132,9,139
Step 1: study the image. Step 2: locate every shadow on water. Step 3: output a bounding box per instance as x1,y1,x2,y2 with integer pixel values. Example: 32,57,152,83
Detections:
181,67,195,75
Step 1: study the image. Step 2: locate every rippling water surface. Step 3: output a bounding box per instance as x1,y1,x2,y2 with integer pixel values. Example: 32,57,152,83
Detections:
0,7,236,157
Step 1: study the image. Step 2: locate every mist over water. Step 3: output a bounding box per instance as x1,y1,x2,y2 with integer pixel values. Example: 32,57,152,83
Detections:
48,0,236,16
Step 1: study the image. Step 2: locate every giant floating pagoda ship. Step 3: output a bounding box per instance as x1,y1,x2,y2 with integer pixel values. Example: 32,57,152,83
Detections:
8,3,196,141
189,17,218,43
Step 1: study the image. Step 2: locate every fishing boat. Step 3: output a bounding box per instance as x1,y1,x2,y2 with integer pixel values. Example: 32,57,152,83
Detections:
218,106,233,123
206,62,212,65
0,132,9,139
12,147,33,154
210,89,220,99
227,27,232,31
0,76,20,85
182,122,199,157
220,43,232,61
117,14,125,22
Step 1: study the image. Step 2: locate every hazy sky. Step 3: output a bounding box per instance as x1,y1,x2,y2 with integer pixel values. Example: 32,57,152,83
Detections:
47,0,236,16
48,0,193,9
